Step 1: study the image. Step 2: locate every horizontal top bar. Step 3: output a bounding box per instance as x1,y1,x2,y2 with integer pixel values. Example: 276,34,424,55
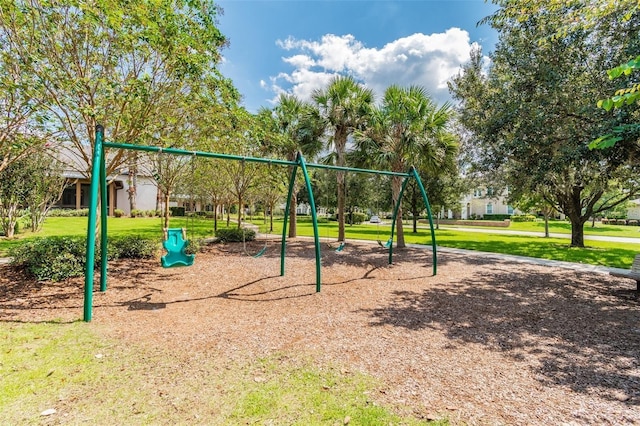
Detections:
102,141,411,177
307,162,410,177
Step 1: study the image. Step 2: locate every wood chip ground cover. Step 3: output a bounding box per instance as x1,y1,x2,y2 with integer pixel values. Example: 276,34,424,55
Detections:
1,240,639,424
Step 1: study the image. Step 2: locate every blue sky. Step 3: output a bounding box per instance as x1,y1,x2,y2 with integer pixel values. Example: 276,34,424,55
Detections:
217,0,499,112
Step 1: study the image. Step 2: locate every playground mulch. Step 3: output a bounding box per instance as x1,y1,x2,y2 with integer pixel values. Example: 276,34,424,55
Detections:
2,239,639,424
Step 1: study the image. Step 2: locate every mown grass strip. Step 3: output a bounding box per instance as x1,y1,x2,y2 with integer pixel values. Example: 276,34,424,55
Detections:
1,322,443,425
2,217,638,268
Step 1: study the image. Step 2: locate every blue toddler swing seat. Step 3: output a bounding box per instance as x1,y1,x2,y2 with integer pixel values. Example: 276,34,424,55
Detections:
161,228,195,268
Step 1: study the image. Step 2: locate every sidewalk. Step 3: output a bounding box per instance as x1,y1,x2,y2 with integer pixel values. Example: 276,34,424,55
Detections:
414,244,629,276
295,235,630,276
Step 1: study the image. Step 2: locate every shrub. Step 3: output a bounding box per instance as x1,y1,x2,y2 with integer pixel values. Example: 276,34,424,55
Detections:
483,214,512,221
628,220,638,226
616,219,628,225
170,206,185,217
10,236,86,281
184,238,203,255
511,214,537,222
130,209,143,218
47,208,90,217
108,236,159,260
601,218,609,224
215,227,255,242
10,235,160,282
349,212,367,225
113,209,125,218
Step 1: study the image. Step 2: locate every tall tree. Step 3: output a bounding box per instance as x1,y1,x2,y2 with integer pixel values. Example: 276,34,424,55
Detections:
0,38,52,174
313,76,374,242
450,4,640,247
355,85,456,247
261,94,324,237
0,0,228,179
0,149,65,237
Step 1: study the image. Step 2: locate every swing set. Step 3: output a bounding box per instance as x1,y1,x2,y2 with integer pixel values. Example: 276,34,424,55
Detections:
83,124,438,321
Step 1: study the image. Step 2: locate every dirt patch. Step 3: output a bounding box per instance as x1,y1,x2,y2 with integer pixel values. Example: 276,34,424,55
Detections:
2,239,639,424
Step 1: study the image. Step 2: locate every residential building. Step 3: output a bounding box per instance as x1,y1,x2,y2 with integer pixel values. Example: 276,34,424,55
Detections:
459,187,519,219
54,145,159,216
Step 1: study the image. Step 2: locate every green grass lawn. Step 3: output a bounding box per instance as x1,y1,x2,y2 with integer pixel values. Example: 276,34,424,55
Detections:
255,218,639,269
440,219,640,238
1,323,440,425
1,216,638,269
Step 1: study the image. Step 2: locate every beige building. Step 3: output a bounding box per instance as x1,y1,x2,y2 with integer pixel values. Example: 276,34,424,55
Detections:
460,187,519,219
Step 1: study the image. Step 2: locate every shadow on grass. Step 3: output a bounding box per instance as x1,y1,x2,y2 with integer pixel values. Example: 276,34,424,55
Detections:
363,256,640,404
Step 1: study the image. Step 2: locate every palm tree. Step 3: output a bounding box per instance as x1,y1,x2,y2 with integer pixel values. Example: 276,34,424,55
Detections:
313,76,374,242
262,94,324,237
355,85,457,247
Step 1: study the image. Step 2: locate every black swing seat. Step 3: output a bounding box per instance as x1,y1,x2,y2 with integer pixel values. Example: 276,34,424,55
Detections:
161,228,195,268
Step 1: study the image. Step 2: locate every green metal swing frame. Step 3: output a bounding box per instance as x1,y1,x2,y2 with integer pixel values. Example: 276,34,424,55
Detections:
83,125,437,321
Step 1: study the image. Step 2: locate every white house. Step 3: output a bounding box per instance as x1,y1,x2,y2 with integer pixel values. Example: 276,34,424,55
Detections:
54,144,159,216
627,199,640,220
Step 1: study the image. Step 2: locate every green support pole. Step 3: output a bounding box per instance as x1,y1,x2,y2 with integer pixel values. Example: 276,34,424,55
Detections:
99,142,108,291
409,167,437,275
281,164,298,276
296,152,322,292
83,124,104,322
388,176,411,265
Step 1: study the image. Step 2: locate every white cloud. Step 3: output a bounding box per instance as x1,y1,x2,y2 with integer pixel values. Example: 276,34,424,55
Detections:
267,28,484,105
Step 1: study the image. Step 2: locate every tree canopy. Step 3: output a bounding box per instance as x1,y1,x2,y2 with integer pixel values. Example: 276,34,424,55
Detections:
451,1,640,247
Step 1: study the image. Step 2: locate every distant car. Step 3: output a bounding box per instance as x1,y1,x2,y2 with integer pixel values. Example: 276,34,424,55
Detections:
369,215,381,223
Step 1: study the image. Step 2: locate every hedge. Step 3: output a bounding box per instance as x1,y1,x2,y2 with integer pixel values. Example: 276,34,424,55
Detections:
215,227,255,242
10,235,160,282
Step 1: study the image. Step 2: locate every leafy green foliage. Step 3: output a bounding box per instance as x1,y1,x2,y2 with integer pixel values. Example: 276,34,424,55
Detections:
449,3,640,247
591,56,640,149
10,236,86,281
510,214,538,222
9,235,158,281
347,211,367,225
47,208,90,217
107,236,158,260
215,227,255,242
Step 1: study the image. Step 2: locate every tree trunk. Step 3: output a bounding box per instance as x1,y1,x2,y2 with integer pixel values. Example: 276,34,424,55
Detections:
269,201,274,232
544,213,550,238
212,198,218,232
237,196,242,229
391,175,405,248
335,129,347,242
164,193,170,229
288,192,297,238
568,213,588,247
337,170,345,241
1,204,18,238
128,153,138,213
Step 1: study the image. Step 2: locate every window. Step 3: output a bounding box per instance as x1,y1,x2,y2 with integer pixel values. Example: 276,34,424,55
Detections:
486,203,493,214
487,187,494,196
474,189,482,197
507,205,514,215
